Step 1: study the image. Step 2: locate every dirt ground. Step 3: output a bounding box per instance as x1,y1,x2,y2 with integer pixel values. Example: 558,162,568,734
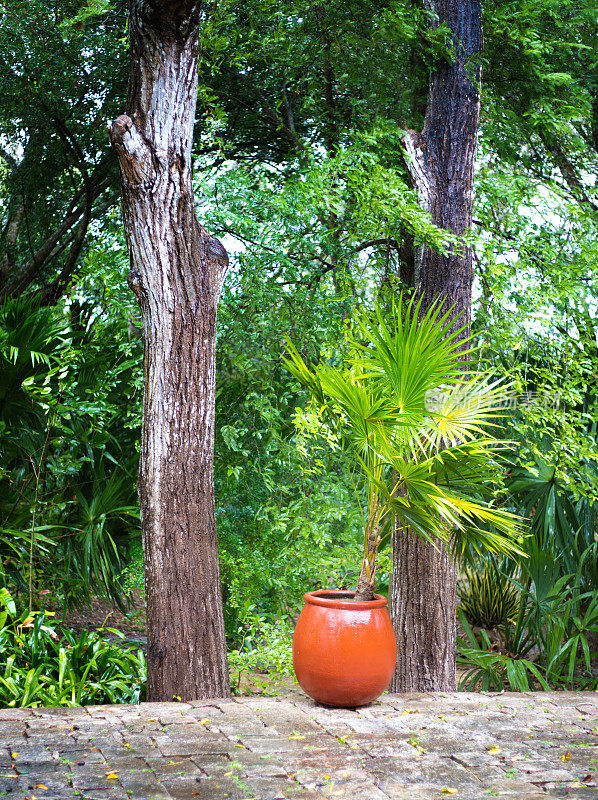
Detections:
52,591,146,640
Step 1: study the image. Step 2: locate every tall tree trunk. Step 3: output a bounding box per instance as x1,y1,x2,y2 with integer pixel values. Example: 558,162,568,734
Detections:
108,0,230,701
390,0,482,692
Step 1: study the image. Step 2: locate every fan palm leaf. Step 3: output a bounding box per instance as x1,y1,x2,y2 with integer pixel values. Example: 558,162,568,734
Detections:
284,294,524,600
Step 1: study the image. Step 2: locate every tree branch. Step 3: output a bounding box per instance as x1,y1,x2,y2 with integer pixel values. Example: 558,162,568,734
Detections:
540,131,598,213
352,238,401,254
108,114,158,189
0,170,112,301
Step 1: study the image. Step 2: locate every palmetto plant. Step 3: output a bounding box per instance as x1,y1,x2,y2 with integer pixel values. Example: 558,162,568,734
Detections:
63,459,139,609
508,455,598,591
284,295,524,601
0,296,140,608
0,295,66,467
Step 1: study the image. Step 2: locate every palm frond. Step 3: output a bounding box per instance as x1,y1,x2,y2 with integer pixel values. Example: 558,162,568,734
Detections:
284,294,524,595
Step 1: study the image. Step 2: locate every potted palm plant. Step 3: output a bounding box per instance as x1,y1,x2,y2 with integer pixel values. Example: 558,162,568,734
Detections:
284,295,523,707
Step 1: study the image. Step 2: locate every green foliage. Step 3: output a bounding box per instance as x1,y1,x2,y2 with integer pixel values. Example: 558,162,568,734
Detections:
458,560,521,630
61,0,114,29
120,538,144,596
204,158,367,635
228,612,295,695
0,288,141,609
0,591,145,707
458,543,598,692
483,0,597,170
221,489,362,617
508,456,598,587
196,0,434,158
60,462,140,608
458,616,550,692
286,295,524,596
0,0,126,295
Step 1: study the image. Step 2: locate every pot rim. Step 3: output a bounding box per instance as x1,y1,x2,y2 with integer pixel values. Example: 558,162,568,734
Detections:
303,589,388,610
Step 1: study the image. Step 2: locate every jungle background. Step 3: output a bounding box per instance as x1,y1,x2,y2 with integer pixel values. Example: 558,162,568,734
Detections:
1,0,598,704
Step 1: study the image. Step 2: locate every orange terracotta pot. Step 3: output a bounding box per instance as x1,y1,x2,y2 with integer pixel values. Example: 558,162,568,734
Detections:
292,590,397,708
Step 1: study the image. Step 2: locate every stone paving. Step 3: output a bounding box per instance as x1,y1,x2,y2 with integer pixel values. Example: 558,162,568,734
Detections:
0,690,597,800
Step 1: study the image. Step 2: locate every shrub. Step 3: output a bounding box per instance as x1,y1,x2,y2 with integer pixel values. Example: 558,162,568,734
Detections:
458,559,521,630
458,545,598,691
0,589,146,707
228,612,295,695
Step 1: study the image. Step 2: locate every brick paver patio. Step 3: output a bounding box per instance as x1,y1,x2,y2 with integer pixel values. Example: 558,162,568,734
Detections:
0,689,597,799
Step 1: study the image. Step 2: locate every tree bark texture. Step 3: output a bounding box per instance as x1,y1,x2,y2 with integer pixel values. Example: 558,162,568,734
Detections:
109,0,230,701
390,0,482,692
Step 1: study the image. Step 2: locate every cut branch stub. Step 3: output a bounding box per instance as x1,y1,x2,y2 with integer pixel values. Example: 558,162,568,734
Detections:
108,114,157,190
205,234,229,282
127,269,143,302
